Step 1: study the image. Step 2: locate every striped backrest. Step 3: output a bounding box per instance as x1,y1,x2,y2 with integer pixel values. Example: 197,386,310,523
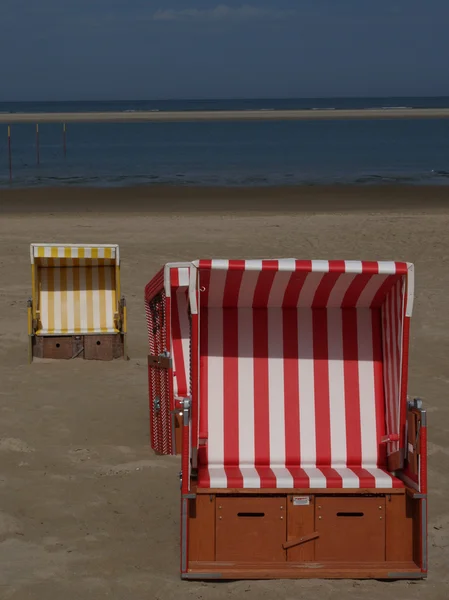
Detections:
194,260,412,471
31,244,119,335
38,266,117,334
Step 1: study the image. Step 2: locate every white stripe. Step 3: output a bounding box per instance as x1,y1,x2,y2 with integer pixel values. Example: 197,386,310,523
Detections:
268,308,286,466
303,467,327,488
327,309,347,467
356,274,389,307
326,274,356,308
178,290,191,394
178,267,190,287
207,260,229,307
389,287,399,437
66,268,75,332
239,467,262,489
357,309,378,466
104,267,114,331
79,267,88,331
207,466,228,488
238,262,262,307
297,273,324,307
267,268,295,307
97,247,105,259
365,467,394,488
298,308,316,466
383,297,394,441
44,247,52,258
344,260,363,273
270,466,293,488
40,269,49,330
335,467,360,488
238,309,258,487
53,268,62,333
71,247,78,258
311,260,329,272
406,264,414,316
92,266,101,330
378,261,397,274
207,308,224,470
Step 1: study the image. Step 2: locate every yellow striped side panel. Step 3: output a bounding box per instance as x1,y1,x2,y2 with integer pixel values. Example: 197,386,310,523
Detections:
36,266,118,335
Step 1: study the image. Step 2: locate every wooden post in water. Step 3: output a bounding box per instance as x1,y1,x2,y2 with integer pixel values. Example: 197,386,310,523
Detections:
63,122,66,157
7,125,12,181
36,123,40,166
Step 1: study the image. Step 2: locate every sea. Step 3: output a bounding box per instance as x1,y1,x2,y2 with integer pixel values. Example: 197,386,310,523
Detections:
1,97,449,188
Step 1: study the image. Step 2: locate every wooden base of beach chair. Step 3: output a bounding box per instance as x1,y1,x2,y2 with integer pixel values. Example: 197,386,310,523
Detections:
183,489,427,580
32,334,126,361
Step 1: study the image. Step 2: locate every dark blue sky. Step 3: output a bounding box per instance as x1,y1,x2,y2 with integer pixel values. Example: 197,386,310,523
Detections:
2,0,448,100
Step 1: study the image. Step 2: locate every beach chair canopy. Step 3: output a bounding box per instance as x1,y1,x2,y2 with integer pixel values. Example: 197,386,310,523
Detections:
31,244,121,335
190,259,414,490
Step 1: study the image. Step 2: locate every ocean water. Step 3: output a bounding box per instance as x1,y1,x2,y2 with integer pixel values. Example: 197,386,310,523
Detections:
1,97,449,188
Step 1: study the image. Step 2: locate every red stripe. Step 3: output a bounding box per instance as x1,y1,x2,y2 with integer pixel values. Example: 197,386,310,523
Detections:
170,291,187,396
354,468,376,487
252,260,278,308
400,316,411,455
287,467,311,487
223,308,240,471
223,260,245,307
370,274,402,308
342,309,362,466
282,261,311,307
372,309,387,466
342,261,379,307
199,266,211,440
170,268,179,288
313,309,332,465
318,467,343,488
382,297,393,446
254,466,277,488
283,309,300,467
312,260,345,307
253,308,271,477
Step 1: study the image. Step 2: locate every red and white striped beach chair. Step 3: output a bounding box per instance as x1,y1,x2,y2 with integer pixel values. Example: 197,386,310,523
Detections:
145,264,191,455
146,259,427,580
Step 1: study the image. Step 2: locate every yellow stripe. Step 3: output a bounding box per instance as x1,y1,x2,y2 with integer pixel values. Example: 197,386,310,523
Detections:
105,247,112,259
85,267,94,332
60,268,68,333
64,247,71,259
51,247,59,258
31,264,36,318
99,267,107,332
78,247,85,259
47,268,55,334
37,247,45,258
92,248,99,259
73,267,81,333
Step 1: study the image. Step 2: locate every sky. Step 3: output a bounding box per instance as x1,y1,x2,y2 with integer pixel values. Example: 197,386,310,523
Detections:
1,0,448,101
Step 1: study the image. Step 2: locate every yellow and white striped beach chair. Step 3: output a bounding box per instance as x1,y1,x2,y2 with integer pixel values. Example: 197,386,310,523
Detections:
28,243,127,361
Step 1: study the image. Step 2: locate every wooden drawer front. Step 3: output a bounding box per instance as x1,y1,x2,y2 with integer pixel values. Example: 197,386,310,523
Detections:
216,497,286,562
315,496,386,562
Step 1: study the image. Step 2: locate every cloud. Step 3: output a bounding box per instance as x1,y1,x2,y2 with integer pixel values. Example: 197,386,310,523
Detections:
152,4,297,22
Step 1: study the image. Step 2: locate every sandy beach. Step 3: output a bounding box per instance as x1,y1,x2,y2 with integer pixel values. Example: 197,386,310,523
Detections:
2,107,449,124
0,185,448,599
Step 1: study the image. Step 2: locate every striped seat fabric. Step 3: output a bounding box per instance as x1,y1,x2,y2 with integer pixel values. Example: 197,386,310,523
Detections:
194,259,413,490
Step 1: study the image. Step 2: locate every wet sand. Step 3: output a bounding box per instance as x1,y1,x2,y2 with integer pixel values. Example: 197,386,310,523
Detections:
1,107,449,123
0,185,448,599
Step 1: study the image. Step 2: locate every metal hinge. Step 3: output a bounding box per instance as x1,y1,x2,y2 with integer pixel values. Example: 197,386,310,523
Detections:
153,396,161,413
148,351,172,369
